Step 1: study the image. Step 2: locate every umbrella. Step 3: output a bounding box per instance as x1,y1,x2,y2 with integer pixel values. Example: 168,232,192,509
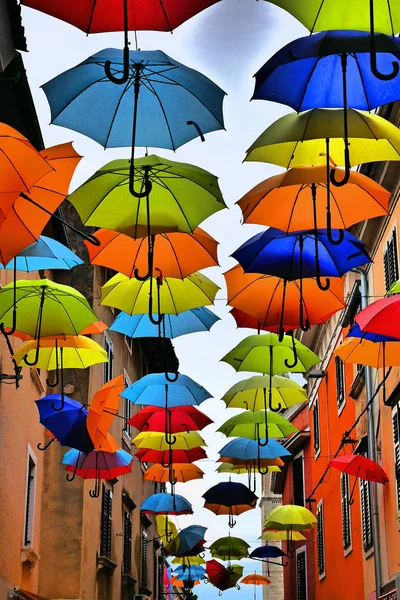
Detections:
141,493,193,539
232,228,371,293
218,410,298,444
109,306,220,339
266,0,400,80
253,30,400,189
263,504,316,557
62,448,132,497
35,394,94,454
173,566,207,581
329,454,389,503
355,294,400,338
206,560,243,591
216,463,281,474
225,265,345,336
170,576,201,588
156,515,179,553
209,536,250,561
241,574,271,600
222,375,307,411
171,556,205,566
128,405,213,433
1,235,83,272
260,530,306,542
84,226,219,279
143,464,205,484
132,430,206,451
249,544,286,560
120,372,211,408
174,525,207,556
87,375,125,453
219,437,290,477
236,165,390,240
203,481,258,528
135,446,207,464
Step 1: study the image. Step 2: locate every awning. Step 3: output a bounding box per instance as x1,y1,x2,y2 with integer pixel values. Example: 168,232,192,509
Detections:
17,589,50,600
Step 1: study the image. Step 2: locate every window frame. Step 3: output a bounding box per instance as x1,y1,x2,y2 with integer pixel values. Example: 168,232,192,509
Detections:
335,355,346,414
100,484,113,559
313,398,321,459
384,226,399,292
123,508,133,575
141,526,149,589
103,334,114,384
341,473,352,554
23,445,37,548
316,500,326,580
293,452,305,507
296,546,308,600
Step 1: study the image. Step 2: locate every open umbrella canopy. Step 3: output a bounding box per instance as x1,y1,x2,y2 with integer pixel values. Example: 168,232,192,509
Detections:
13,336,108,369
156,515,179,553
335,337,400,367
132,430,206,451
222,375,307,411
63,448,133,478
87,375,125,453
206,560,243,591
141,492,193,515
0,279,98,337
355,295,400,338
144,464,205,483
173,565,207,581
1,236,83,271
101,271,219,316
347,322,400,343
264,505,317,531
35,394,94,454
128,405,213,433
232,228,371,279
245,109,400,167
121,372,211,408
225,265,345,331
216,463,281,474
109,307,220,339
43,50,225,150
241,574,271,585
203,482,258,523
222,333,320,374
236,165,390,232
219,438,291,461
260,530,307,542
135,446,207,464
218,411,298,440
171,556,205,566
249,545,286,559
209,536,250,561
174,525,207,556
329,454,389,484
85,227,218,279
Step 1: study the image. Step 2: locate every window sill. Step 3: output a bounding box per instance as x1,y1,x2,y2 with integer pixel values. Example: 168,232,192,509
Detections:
122,431,131,450
21,546,40,567
344,544,353,558
122,574,137,587
349,369,365,400
314,448,321,461
96,555,117,573
318,571,326,582
338,400,346,417
364,545,374,560
139,586,152,596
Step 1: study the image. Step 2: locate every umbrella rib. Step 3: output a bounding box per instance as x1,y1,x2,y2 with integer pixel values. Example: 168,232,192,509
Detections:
104,79,134,149
296,57,322,112
353,54,373,112
286,184,307,232
261,277,281,329
357,111,379,141
146,171,194,231
0,146,31,191
140,75,176,151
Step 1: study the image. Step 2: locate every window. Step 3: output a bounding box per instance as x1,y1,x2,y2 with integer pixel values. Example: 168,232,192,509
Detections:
392,405,400,514
125,334,134,355
341,473,352,551
141,527,148,588
24,452,36,547
384,227,399,292
296,548,307,600
123,510,132,575
100,485,113,558
335,356,345,409
313,399,320,457
123,372,132,437
103,335,114,383
359,477,373,551
293,455,304,506
316,501,325,577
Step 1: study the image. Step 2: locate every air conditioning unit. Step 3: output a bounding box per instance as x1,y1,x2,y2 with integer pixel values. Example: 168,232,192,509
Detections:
134,595,151,600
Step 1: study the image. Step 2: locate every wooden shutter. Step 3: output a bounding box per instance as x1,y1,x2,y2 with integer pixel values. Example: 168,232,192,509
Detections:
313,400,320,455
24,457,36,547
317,503,325,576
359,477,373,551
296,550,307,600
341,474,351,550
100,485,113,558
123,510,132,574
293,456,304,506
393,406,400,512
335,356,345,408
141,528,148,588
384,228,399,291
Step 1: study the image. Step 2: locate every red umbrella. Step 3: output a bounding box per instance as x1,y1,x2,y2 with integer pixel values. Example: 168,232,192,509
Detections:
329,454,389,504
134,446,207,465
206,560,243,592
355,295,400,338
128,405,213,433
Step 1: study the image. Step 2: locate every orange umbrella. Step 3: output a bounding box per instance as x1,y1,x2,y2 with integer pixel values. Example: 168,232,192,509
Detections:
241,575,271,585
225,265,345,333
0,123,52,221
80,320,108,335
236,165,390,232
84,227,219,279
0,142,82,264
87,374,125,452
143,463,205,483
170,577,200,588
11,321,108,341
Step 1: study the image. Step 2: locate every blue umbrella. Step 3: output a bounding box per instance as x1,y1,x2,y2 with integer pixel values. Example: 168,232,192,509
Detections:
253,30,400,187
347,322,400,343
120,373,212,409
203,482,258,528
249,545,287,565
175,525,207,556
35,394,94,454
219,438,291,476
174,565,207,581
2,236,83,271
109,307,220,339
141,493,193,516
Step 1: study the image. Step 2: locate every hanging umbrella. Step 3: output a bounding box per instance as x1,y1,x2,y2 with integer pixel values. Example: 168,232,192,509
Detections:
209,536,250,561
35,394,94,454
110,306,220,339
174,525,207,557
263,504,316,558
249,545,286,560
171,556,205,566
266,0,400,80
232,228,371,293
135,446,207,464
206,560,243,591
329,454,389,504
87,374,125,453
236,165,390,238
230,308,272,333
62,448,132,497
225,265,345,336
216,463,281,474
156,515,179,554
203,481,258,528
1,235,83,271
222,375,307,412
170,576,201,588
120,372,211,408
85,226,219,279
144,464,205,483
173,565,207,581
260,530,306,542
241,573,271,600
355,294,400,338
128,405,213,433
141,493,193,539
218,411,298,444
132,430,206,451
218,437,288,477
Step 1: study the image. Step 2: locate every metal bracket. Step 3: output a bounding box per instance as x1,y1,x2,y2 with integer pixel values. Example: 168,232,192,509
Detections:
0,373,22,382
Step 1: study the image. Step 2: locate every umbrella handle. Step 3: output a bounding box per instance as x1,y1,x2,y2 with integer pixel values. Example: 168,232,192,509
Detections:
187,120,205,142
133,207,154,282
89,454,101,498
51,349,64,411
165,371,179,382
236,584,241,590
314,231,330,291
148,273,164,325
104,0,130,84
326,212,345,246
37,436,56,451
330,54,351,188
165,431,177,446
369,0,399,80
23,288,46,366
66,453,80,482
258,421,269,447
284,332,299,370
52,390,65,412
0,258,17,336
46,340,59,387
330,148,351,187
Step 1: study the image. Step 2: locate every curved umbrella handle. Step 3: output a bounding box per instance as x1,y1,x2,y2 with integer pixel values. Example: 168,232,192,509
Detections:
165,431,177,446
148,272,163,325
52,390,65,412
0,310,17,337
104,0,130,85
330,149,351,187
89,478,101,498
51,349,64,411
66,452,80,482
187,120,205,142
23,287,46,366
46,340,59,387
258,422,269,448
284,332,299,370
369,0,399,80
165,371,179,382
37,436,56,451
326,212,345,246
23,341,41,367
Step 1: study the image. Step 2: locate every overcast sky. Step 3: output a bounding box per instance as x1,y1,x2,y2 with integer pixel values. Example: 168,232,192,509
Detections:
21,1,306,597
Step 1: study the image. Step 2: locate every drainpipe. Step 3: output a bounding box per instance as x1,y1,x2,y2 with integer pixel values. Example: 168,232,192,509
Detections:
352,267,382,598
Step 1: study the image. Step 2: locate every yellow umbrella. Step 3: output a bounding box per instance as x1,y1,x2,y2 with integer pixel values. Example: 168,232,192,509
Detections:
171,556,205,566
156,515,179,555
222,375,307,411
259,530,307,542
132,430,206,451
216,463,281,474
144,463,205,483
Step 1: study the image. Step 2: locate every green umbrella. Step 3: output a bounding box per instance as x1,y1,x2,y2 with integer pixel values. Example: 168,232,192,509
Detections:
222,375,307,411
0,279,98,365
209,536,250,562
217,410,298,445
267,0,400,80
68,155,226,279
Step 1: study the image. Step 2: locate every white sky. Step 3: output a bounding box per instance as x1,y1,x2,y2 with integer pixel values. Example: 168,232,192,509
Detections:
21,1,306,597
